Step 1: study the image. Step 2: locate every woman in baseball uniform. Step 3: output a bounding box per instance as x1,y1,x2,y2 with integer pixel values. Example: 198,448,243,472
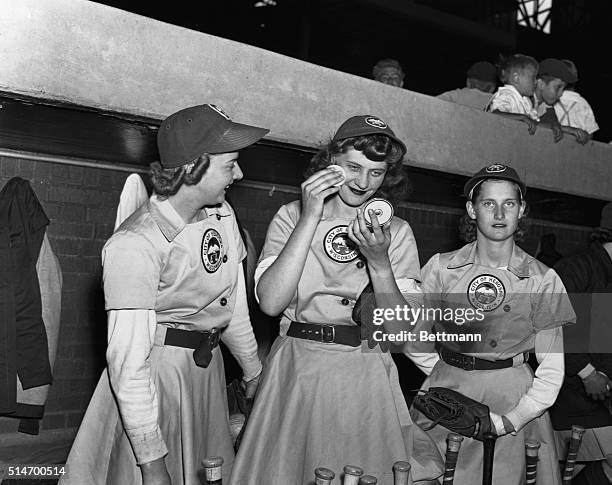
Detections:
229,115,443,485
410,164,575,485
61,105,268,485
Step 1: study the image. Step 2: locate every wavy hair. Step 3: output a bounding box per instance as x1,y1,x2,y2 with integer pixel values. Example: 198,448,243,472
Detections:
304,134,411,203
149,154,211,198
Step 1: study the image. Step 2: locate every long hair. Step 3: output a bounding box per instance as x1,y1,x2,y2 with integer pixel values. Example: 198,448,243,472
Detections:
459,180,529,243
149,154,211,198
304,134,411,203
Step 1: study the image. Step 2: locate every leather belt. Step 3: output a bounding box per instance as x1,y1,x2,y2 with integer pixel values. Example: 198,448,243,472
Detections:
438,345,529,371
164,327,221,368
164,327,221,350
287,322,361,347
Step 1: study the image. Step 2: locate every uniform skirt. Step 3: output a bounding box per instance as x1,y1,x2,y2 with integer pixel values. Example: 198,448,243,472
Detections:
229,335,443,485
60,344,234,485
411,360,562,485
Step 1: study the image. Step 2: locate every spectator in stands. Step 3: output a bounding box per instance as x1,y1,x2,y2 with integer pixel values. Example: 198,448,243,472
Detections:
372,58,405,87
554,59,599,138
534,58,589,144
486,53,539,136
437,61,498,110
549,203,612,485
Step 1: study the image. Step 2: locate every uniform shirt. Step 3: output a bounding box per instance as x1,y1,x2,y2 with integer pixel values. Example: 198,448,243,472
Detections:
437,87,494,111
486,84,539,120
102,196,261,464
554,90,599,134
255,200,421,331
416,241,575,431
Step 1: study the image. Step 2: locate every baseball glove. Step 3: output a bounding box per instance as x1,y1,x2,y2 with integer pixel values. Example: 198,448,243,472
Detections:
413,387,494,441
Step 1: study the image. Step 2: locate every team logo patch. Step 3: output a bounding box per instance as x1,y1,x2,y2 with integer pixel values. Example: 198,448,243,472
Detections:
201,229,224,273
208,104,231,120
467,274,506,311
323,225,359,263
365,116,387,129
485,164,507,173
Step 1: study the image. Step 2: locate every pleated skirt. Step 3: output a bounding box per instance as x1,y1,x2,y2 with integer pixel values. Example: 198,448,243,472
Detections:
60,345,234,485
229,336,444,485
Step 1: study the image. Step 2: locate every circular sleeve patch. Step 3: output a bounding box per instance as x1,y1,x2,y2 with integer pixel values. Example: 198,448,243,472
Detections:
467,274,506,311
201,228,224,273
323,225,360,263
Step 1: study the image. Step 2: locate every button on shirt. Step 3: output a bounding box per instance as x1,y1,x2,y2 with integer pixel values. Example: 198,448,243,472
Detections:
254,201,421,332
101,196,259,464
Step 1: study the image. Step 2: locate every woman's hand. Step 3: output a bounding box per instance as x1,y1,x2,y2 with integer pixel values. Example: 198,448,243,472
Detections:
141,457,172,485
348,208,391,269
242,372,261,399
300,168,343,222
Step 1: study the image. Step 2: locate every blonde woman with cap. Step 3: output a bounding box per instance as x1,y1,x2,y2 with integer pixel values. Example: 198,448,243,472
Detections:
61,104,269,485
229,115,443,485
409,164,575,485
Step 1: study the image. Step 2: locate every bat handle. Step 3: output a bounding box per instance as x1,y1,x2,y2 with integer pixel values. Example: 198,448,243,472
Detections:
562,425,586,484
482,432,497,485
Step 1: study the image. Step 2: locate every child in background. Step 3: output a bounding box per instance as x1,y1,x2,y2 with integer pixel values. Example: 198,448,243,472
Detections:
555,59,599,139
534,58,589,144
486,54,539,136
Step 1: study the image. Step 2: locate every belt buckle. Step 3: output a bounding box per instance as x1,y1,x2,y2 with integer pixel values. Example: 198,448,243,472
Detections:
460,354,476,371
319,324,336,343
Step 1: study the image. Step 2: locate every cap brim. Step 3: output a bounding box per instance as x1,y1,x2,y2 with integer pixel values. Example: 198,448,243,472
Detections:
464,175,526,199
207,122,270,154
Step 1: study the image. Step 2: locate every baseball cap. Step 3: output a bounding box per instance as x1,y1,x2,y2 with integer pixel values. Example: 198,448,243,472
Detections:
538,58,578,84
157,104,270,168
600,202,612,229
332,115,407,157
464,164,526,200
467,61,498,84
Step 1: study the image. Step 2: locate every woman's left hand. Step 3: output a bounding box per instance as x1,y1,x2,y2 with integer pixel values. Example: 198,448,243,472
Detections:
347,208,391,267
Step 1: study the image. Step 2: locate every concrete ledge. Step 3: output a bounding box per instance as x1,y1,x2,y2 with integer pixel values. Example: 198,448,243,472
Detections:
1,0,611,200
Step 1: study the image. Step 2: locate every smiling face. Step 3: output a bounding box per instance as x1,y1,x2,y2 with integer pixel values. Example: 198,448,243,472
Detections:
466,180,525,243
375,67,404,87
333,148,388,207
196,151,243,206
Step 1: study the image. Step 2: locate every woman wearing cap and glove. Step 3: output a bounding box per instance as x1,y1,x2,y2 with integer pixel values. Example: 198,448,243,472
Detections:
229,115,443,485
60,105,268,485
410,164,575,485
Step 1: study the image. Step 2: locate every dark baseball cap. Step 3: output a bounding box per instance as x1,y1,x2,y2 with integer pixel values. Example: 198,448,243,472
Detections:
332,115,407,157
157,104,269,168
467,61,498,84
464,164,526,200
600,202,612,229
538,58,578,84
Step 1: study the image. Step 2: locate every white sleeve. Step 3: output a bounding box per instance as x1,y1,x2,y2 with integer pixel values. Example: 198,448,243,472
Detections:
505,327,564,431
399,277,440,375
106,309,167,465
221,268,263,381
253,255,277,304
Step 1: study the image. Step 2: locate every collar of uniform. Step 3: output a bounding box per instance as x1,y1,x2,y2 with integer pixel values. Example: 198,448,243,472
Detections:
446,241,532,278
149,197,233,242
149,196,186,242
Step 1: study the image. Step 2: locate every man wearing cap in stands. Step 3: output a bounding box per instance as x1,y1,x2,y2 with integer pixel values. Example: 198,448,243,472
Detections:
550,202,612,485
437,60,499,110
372,58,405,87
61,104,269,485
535,58,589,144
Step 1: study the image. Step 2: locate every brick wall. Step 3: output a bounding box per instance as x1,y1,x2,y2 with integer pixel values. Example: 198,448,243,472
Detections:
0,156,592,440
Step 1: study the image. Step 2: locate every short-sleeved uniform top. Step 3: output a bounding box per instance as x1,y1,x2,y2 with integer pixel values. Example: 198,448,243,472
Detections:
257,200,420,328
419,241,575,359
104,196,246,331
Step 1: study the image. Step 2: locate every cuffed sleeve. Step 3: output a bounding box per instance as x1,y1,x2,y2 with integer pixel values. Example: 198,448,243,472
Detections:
505,326,564,431
106,309,167,465
221,270,262,381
